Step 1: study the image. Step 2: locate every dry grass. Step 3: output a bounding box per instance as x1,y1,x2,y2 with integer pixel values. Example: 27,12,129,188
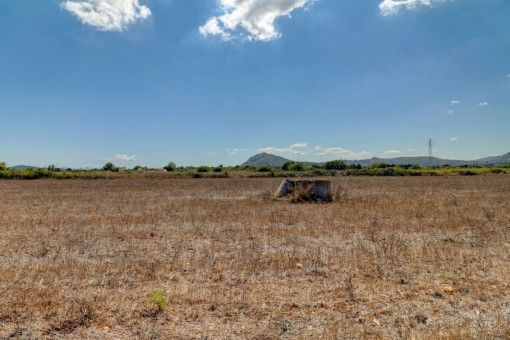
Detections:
1,176,509,339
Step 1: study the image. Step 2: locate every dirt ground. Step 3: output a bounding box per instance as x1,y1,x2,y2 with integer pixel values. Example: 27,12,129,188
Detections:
0,176,509,339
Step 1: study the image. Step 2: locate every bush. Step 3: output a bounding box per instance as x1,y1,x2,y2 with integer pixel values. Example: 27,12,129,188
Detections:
491,168,504,174
288,163,304,171
196,166,210,173
325,160,346,170
0,162,6,171
102,162,117,171
163,162,176,172
370,162,387,169
213,167,223,173
281,162,294,171
257,165,273,172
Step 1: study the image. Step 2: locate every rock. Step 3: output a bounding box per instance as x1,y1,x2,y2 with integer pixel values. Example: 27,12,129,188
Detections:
275,180,332,201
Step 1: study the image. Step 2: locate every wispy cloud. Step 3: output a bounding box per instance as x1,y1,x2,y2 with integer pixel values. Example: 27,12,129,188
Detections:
258,147,307,155
477,101,489,106
199,0,314,41
289,142,308,148
61,0,151,31
315,147,373,159
382,149,403,155
114,154,136,161
258,142,311,155
379,0,451,16
226,148,249,156
448,110,454,114
103,154,137,161
450,137,458,141
450,100,460,104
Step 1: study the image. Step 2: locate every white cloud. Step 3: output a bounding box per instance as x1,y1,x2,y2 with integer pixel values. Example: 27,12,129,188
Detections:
199,0,313,41
379,0,450,16
450,100,460,104
477,101,489,106
507,74,510,78
407,148,416,152
114,154,136,161
61,0,151,31
258,147,307,155
258,142,310,155
382,149,403,155
450,137,458,141
448,110,454,114
290,142,308,148
316,147,373,159
226,148,249,155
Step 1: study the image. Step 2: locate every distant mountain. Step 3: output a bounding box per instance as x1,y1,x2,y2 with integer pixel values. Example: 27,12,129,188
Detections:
241,153,292,168
241,152,510,168
8,165,40,170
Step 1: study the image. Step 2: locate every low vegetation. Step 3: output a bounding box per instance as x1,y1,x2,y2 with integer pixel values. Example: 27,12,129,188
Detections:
1,176,509,338
0,161,508,180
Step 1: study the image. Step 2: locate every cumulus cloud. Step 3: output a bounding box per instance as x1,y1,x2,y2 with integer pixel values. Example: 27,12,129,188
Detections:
199,0,313,41
383,149,403,155
379,0,450,16
316,147,373,159
61,0,151,31
450,100,460,104
477,101,489,106
258,142,310,155
450,137,458,141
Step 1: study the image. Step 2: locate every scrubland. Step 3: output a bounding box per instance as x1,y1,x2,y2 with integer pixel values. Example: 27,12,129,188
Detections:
0,176,509,339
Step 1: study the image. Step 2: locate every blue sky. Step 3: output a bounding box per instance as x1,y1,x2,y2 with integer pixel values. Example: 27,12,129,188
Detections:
1,0,509,168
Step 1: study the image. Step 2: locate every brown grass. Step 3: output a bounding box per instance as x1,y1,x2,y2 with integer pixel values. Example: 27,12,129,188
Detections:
1,176,509,339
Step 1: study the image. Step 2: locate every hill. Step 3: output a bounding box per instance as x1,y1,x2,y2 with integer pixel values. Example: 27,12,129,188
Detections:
241,153,293,168
241,152,510,167
7,165,40,170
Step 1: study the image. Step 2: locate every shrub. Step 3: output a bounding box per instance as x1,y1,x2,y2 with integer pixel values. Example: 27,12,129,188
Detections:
148,288,175,309
213,167,223,173
325,160,346,170
190,172,202,178
196,166,210,173
410,164,422,170
102,162,116,171
0,162,6,171
281,162,294,171
257,165,273,172
288,163,305,171
163,162,176,172
491,168,504,174
370,162,387,169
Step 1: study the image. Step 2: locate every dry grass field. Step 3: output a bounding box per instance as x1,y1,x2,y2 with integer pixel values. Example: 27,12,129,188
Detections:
1,176,509,339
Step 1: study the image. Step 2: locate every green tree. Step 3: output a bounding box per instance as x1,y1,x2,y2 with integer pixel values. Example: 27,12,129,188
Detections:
288,163,304,171
0,162,6,171
163,162,176,172
281,161,294,171
325,160,347,170
102,162,116,171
